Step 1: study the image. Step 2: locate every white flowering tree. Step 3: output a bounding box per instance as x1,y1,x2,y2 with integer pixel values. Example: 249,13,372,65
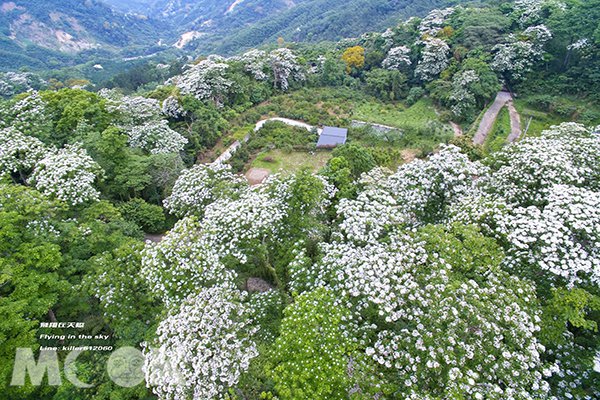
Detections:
449,70,480,119
238,49,269,81
382,46,412,70
268,48,305,91
336,145,482,242
98,89,187,154
0,91,52,135
514,0,566,26
0,128,47,180
0,72,46,98
492,25,553,81
141,217,235,308
415,38,451,82
417,8,456,37
482,123,599,205
161,96,184,119
173,59,233,106
496,184,600,287
143,284,258,400
101,90,163,126
163,163,247,218
28,144,103,206
128,120,187,154
289,223,551,399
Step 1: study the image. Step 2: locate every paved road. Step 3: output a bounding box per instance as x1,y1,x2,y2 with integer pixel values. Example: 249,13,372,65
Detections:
473,91,513,145
254,117,322,134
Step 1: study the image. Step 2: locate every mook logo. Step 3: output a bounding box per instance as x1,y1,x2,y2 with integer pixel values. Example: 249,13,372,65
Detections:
10,347,145,388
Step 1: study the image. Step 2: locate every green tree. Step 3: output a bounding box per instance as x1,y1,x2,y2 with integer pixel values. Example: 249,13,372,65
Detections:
269,288,367,400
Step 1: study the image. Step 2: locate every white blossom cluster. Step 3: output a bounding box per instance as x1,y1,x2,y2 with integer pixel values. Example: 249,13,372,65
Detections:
337,145,482,243
0,127,47,176
28,144,103,205
497,185,600,287
514,0,566,25
3,91,50,133
268,48,305,91
482,123,599,205
492,25,552,81
141,217,236,308
567,38,590,51
417,8,455,37
101,89,163,125
382,46,412,70
381,28,395,48
161,96,184,119
0,72,46,98
99,89,187,154
415,38,451,82
201,187,289,264
451,124,600,289
143,284,258,400
163,163,247,218
303,231,550,399
128,120,188,154
450,70,480,119
172,59,233,107
237,49,269,81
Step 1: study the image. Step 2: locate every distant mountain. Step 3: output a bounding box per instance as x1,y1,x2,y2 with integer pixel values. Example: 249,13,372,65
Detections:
101,0,466,54
0,0,171,70
0,0,469,71
200,0,464,55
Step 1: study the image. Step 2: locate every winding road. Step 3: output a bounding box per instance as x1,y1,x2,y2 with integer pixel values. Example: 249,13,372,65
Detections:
473,91,522,145
213,117,322,165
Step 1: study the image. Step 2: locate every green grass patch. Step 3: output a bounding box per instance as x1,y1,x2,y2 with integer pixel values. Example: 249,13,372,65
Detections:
483,107,511,154
514,94,600,137
352,98,440,130
514,99,565,138
252,149,332,174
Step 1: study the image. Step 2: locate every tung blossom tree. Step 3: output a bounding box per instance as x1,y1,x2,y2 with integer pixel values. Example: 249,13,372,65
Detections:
492,25,553,81
415,38,451,82
128,120,188,154
237,49,269,81
0,127,47,179
163,163,247,218
268,48,305,91
382,46,412,70
173,59,233,106
28,144,103,206
143,284,258,400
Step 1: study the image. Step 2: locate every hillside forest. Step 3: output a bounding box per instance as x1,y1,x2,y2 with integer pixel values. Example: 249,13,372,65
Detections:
1,1,600,400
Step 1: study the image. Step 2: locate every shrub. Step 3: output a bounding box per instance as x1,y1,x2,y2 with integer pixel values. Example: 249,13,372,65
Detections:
118,198,166,233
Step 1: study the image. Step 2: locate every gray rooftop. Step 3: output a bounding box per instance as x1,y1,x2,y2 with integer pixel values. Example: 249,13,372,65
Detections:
317,126,348,148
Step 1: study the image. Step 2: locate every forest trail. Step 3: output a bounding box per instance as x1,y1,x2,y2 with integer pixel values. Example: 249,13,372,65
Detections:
450,122,463,137
473,91,513,145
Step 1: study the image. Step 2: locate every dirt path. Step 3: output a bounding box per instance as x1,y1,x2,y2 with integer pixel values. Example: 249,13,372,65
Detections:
506,100,522,143
473,91,512,145
245,168,270,185
450,122,463,137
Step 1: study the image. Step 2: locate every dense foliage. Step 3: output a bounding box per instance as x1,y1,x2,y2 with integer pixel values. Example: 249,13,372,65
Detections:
1,2,599,400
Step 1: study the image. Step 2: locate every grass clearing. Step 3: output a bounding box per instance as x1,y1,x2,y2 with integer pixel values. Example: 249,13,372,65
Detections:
352,98,440,130
514,99,565,138
251,149,332,174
